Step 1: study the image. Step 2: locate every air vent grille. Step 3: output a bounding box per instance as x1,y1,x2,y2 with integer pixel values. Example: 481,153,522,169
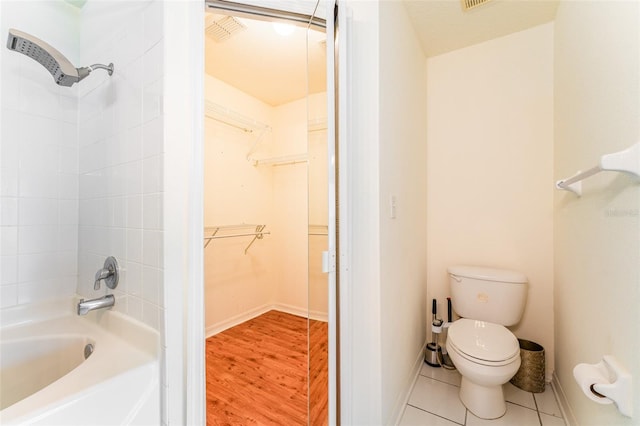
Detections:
461,0,492,11
206,16,246,43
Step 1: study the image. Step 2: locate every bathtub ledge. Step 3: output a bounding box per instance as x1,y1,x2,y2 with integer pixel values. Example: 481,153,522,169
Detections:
0,297,160,425
0,298,75,330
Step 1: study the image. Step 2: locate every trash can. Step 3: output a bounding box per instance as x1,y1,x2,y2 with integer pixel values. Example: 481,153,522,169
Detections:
510,339,545,393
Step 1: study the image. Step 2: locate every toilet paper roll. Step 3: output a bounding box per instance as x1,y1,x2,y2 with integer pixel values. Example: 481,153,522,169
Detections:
573,362,613,405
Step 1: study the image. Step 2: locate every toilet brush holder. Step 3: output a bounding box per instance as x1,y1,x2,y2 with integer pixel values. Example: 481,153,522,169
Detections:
425,342,443,367
425,319,444,367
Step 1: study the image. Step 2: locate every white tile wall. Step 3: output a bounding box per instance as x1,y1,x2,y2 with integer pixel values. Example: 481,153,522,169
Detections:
76,4,166,421
1,1,80,308
3,0,166,421
0,0,166,326
77,0,163,332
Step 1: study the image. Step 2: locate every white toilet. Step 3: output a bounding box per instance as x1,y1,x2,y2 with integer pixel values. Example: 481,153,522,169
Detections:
445,265,528,419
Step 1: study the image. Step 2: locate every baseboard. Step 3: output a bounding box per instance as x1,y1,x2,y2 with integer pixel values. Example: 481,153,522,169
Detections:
205,304,328,338
391,338,428,425
205,304,273,338
308,309,328,322
552,372,577,426
275,303,328,322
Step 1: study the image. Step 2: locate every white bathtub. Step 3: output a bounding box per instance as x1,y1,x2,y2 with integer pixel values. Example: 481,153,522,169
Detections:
0,298,160,425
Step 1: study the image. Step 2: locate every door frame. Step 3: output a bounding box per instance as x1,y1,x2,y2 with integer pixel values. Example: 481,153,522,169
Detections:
189,1,341,424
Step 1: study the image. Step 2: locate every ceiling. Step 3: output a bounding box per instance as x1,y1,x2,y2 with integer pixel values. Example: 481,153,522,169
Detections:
204,0,560,106
204,12,326,107
404,0,560,57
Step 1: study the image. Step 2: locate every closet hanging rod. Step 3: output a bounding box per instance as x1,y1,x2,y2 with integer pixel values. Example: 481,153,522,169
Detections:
204,224,269,254
555,142,640,196
204,224,262,231
253,153,308,167
204,231,271,240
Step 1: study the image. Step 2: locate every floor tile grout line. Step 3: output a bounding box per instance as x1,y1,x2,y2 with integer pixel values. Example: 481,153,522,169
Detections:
532,391,544,426
505,399,539,412
408,373,566,425
406,403,465,426
418,372,461,388
534,391,566,419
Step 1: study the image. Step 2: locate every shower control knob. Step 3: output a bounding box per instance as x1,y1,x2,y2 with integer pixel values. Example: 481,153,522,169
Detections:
94,256,119,290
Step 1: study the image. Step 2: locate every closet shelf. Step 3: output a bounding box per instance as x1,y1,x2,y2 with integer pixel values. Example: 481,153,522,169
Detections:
555,142,640,196
204,224,269,254
250,117,327,165
205,101,272,159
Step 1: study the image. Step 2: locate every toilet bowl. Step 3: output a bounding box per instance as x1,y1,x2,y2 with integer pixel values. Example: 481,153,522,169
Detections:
446,318,521,419
446,265,528,419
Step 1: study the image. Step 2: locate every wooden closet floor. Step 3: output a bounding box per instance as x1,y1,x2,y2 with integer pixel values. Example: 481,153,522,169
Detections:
206,310,328,425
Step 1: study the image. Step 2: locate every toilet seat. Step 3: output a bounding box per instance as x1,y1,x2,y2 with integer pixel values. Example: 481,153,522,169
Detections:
448,319,520,366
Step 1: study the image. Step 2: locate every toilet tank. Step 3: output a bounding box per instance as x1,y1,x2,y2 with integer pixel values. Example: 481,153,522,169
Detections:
448,266,528,326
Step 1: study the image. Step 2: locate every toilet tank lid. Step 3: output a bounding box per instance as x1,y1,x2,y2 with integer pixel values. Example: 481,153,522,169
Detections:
448,266,527,284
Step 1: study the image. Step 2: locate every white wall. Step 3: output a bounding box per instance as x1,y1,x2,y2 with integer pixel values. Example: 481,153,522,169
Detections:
339,1,382,423
554,2,640,424
308,95,329,318
426,23,555,379
272,93,328,319
163,1,205,422
379,1,428,423
203,75,275,332
0,1,80,307
339,1,428,424
271,98,310,314
203,74,328,332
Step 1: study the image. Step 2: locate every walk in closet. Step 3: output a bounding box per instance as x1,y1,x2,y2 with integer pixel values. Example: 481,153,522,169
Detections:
203,4,329,424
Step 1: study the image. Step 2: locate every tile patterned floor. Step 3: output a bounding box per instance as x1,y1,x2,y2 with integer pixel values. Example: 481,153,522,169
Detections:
399,364,567,426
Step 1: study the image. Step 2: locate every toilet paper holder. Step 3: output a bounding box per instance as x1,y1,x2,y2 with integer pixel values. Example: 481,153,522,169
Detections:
573,355,632,418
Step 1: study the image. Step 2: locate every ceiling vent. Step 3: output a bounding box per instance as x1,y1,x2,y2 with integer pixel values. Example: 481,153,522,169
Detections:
461,0,492,11
206,16,246,43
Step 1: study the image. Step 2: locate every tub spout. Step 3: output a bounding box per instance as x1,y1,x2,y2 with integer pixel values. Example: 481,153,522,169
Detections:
77,295,115,316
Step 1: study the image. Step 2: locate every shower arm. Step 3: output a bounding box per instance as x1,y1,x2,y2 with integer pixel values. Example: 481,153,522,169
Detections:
75,63,114,84
88,63,114,75
77,63,114,79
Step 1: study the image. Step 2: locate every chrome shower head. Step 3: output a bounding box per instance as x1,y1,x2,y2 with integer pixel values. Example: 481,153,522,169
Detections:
6,28,114,87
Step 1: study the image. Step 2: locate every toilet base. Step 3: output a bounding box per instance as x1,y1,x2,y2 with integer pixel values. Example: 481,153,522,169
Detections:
459,376,507,420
